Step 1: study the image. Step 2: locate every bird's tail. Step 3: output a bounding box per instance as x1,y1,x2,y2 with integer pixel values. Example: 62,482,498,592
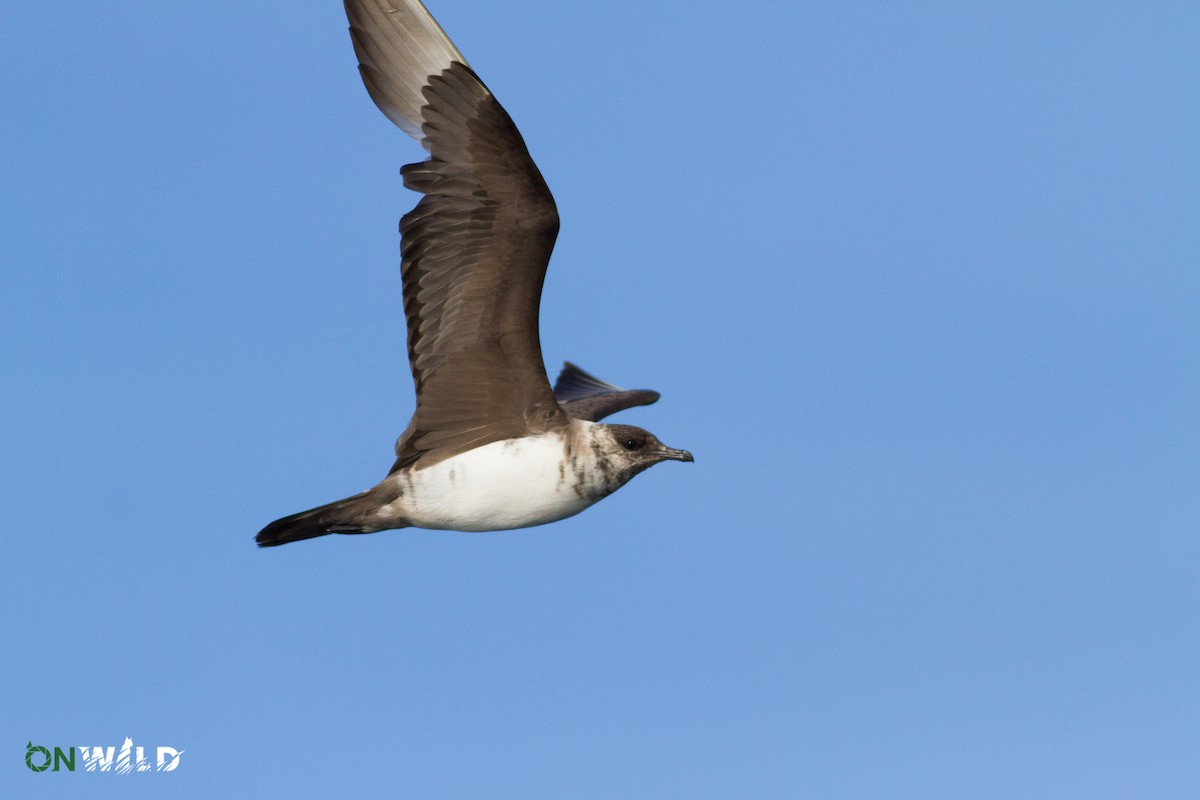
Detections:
255,489,399,548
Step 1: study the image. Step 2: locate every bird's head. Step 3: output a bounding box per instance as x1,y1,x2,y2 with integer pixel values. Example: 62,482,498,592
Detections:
596,423,693,483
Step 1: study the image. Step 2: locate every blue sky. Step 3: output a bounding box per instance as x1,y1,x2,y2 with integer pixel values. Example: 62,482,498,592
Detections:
3,1,1198,797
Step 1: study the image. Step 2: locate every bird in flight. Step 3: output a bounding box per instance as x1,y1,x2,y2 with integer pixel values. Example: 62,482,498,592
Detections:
256,0,692,547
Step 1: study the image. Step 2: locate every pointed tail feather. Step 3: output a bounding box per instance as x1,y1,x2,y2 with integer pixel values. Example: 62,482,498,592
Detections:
255,490,395,548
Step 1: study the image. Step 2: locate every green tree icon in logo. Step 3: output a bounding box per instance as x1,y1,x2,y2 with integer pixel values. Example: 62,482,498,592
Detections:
25,742,51,772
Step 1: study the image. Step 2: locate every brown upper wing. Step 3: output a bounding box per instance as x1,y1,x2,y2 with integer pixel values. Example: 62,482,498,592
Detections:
345,1,568,470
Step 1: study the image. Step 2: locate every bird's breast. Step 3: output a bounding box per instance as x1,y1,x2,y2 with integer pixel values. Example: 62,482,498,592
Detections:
394,429,610,532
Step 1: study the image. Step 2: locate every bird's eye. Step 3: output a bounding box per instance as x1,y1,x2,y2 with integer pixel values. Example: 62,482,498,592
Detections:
622,438,640,451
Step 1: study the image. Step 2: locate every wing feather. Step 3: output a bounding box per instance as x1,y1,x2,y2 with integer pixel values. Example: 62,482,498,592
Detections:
552,362,661,422
345,0,567,470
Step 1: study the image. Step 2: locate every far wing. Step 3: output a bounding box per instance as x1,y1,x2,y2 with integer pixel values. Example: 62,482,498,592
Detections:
552,362,660,422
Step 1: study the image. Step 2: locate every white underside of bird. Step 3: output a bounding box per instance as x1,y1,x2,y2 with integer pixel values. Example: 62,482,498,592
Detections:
380,419,617,531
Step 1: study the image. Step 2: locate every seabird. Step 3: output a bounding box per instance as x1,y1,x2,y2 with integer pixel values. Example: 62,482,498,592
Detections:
255,0,692,547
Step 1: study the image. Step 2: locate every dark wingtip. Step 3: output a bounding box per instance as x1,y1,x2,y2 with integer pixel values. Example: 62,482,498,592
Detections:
553,362,664,422
552,362,623,399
